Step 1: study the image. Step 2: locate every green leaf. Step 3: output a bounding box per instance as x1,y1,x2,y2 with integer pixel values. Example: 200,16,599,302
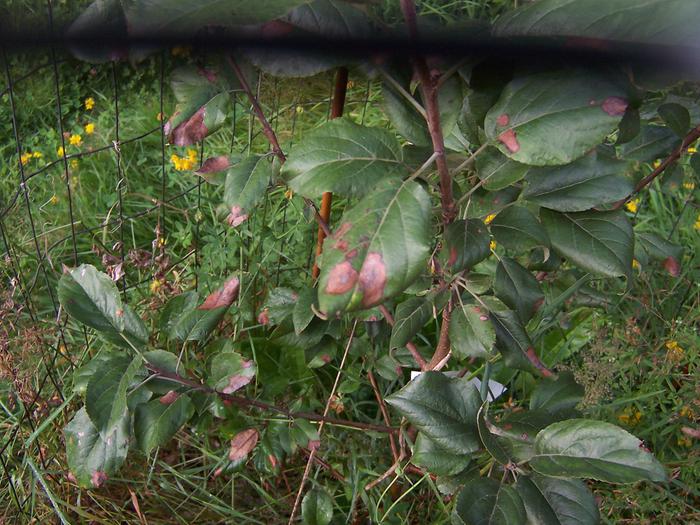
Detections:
516,474,600,525
208,351,256,394
390,290,445,350
493,0,700,48
73,351,120,395
245,0,370,77
412,432,471,477
476,147,531,191
301,487,334,525
490,309,550,377
134,394,195,455
223,156,272,227
616,108,640,145
449,302,495,359
171,277,239,341
494,258,544,323
382,74,463,148
619,125,680,162
64,408,129,488
386,371,481,455
159,291,199,333
658,103,690,137
484,70,628,166
440,219,491,273
529,371,584,421
540,209,633,279
124,0,309,36
490,206,550,254
66,0,128,63
522,152,634,212
530,419,667,483
317,178,432,314
293,287,317,335
58,264,148,349
143,350,179,394
453,478,526,525
282,118,405,198
477,405,514,465
86,355,143,437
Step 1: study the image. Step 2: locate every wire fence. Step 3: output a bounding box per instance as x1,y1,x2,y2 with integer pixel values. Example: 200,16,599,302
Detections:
0,10,378,518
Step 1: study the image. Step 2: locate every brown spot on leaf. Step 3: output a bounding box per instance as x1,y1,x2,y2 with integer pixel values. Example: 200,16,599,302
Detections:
325,261,358,295
159,390,180,404
228,429,259,462
496,114,509,126
169,106,208,146
115,308,123,317
334,239,349,251
66,471,78,484
196,155,230,175
525,347,553,377
601,96,628,116
227,206,249,228
498,129,520,153
91,471,107,488
308,440,321,451
197,67,217,83
198,276,240,310
344,248,358,260
358,252,387,307
332,222,352,240
222,363,255,394
663,256,681,277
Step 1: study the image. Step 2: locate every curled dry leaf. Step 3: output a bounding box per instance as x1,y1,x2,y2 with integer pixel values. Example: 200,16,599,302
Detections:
196,155,230,174
229,428,259,462
167,107,208,146
198,276,240,310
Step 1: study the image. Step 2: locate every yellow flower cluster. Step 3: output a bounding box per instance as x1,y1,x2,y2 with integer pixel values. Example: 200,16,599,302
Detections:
632,259,641,270
625,198,640,213
665,340,685,362
484,213,496,225
688,146,697,154
489,239,497,251
170,149,198,171
49,194,59,205
617,406,642,426
69,134,82,146
84,123,95,135
683,181,695,190
149,279,163,294
20,151,42,165
85,97,95,110
680,405,696,419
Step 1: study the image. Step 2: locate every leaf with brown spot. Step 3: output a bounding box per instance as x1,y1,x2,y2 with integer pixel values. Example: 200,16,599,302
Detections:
208,351,256,394
166,92,229,147
199,276,240,310
317,178,431,314
195,155,235,185
228,429,259,463
223,156,272,229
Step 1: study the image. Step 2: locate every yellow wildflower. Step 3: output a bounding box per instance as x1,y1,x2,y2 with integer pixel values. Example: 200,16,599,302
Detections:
680,405,695,419
157,237,167,248
149,279,163,294
186,148,197,162
683,181,695,190
32,152,42,159
484,213,497,225
652,159,661,169
69,134,82,146
285,189,294,200
57,146,65,157
156,112,164,121
49,194,58,205
678,436,692,447
71,175,79,187
84,123,95,135
617,407,642,426
70,159,79,169
625,198,640,213
688,147,697,154
85,97,95,110
489,240,497,251
665,340,685,362
171,151,196,171
296,105,304,114
20,152,32,165
632,259,641,270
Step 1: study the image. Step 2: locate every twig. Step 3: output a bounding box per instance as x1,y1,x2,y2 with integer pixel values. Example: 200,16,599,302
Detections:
611,124,700,210
312,67,349,279
400,0,455,224
425,290,454,371
288,319,359,525
226,54,331,237
367,369,400,462
378,304,427,370
145,362,396,435
299,447,346,482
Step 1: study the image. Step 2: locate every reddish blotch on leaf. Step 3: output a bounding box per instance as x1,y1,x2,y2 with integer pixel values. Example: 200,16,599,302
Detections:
196,155,230,174
198,276,240,310
498,129,520,153
228,429,259,462
601,97,628,116
326,261,358,295
359,252,387,307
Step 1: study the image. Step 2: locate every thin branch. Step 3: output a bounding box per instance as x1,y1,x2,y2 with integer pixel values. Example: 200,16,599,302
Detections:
367,369,400,462
226,54,331,237
611,124,700,210
288,319,359,525
425,291,454,371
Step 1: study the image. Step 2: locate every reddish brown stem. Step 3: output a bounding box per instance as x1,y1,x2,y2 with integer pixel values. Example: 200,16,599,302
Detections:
612,124,700,210
400,0,455,223
313,67,349,279
367,369,400,462
425,293,453,370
